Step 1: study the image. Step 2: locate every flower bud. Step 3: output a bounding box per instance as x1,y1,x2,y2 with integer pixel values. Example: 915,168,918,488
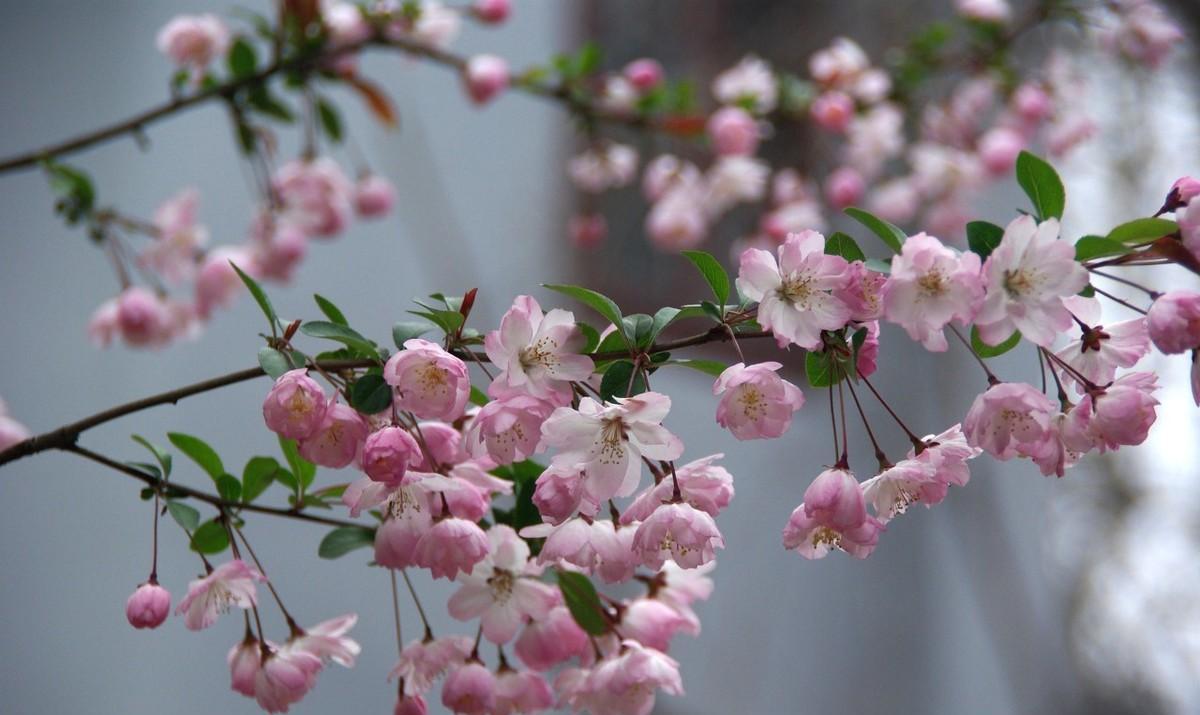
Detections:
464,55,509,105
125,581,171,629
706,106,759,156
354,174,396,218
624,58,664,91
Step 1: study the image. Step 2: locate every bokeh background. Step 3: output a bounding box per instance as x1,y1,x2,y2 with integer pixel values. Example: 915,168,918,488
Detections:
0,2,1197,714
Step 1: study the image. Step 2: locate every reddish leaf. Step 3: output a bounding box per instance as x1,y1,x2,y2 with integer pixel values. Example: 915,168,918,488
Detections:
346,76,399,128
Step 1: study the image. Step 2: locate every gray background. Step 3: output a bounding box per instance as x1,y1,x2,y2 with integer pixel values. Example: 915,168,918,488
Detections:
0,2,1193,714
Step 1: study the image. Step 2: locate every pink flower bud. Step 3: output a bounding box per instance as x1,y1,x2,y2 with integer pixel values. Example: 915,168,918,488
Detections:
472,0,511,24
810,91,855,133
195,248,254,320
955,0,1011,23
394,695,429,715
515,605,588,671
297,401,369,468
354,174,396,218
1147,291,1200,354
375,516,427,569
1011,83,1052,122
415,517,489,580
262,369,329,440
623,58,664,92
620,598,692,652
384,339,471,421
442,662,497,715
977,127,1025,175
156,15,230,72
250,221,308,283
706,106,759,156
362,426,421,483
803,468,866,530
568,213,607,249
532,465,586,525
824,166,865,209
125,581,171,629
464,55,509,105
227,637,262,696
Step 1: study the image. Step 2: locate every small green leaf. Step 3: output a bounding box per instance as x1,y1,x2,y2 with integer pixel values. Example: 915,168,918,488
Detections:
623,314,654,349
316,97,344,143
279,437,316,492
131,435,172,479
318,526,376,559
167,432,224,481
805,350,838,388
662,358,728,377
592,330,628,358
190,519,230,554
242,456,279,503
469,385,489,407
864,257,892,274
230,262,278,335
44,162,95,223
544,284,627,347
1074,235,1127,261
844,207,906,254
258,347,292,379
407,309,463,336
577,322,601,353
1105,217,1179,245
966,221,1004,259
314,294,348,326
971,325,1022,357
216,474,242,502
1015,151,1065,221
557,571,609,635
300,321,378,358
680,250,730,307
599,360,646,401
646,307,681,347
247,86,294,122
166,501,200,532
392,321,432,348
824,232,866,262
350,373,393,414
228,37,258,79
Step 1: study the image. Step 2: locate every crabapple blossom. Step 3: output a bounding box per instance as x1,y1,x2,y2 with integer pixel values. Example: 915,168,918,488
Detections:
810,91,855,133
632,502,725,570
568,143,638,193
624,58,663,91
385,339,472,420
353,174,397,218
642,156,701,202
783,505,882,560
1147,291,1200,354
881,231,983,351
156,14,230,74
472,0,511,24
362,426,422,483
467,395,554,465
195,248,255,320
541,392,683,503
568,213,607,249
713,362,805,440
978,127,1024,175
414,517,490,579
485,295,593,405
375,512,428,569
592,640,684,714
446,525,558,644
620,598,694,651
1098,0,1183,69
736,229,852,350
175,559,265,631
975,216,1089,347
262,369,328,440
824,166,865,208
531,465,591,524
464,55,509,105
956,0,1011,23
273,158,354,238
1168,176,1200,208
0,400,30,451
297,401,369,468
228,636,262,697
1066,372,1160,452
706,106,759,156
1054,298,1149,392
288,614,361,669
835,261,886,321
138,188,207,284
514,605,589,671
856,320,880,377
115,286,175,347
442,662,497,714
712,55,776,113
253,646,322,713
125,581,171,629
1180,197,1200,263
493,669,555,715
395,695,429,715
248,213,308,282
391,636,473,696
703,156,768,214
963,382,1057,460
646,185,707,250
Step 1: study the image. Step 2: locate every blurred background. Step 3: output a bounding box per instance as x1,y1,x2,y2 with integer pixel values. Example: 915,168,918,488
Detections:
0,1,1197,713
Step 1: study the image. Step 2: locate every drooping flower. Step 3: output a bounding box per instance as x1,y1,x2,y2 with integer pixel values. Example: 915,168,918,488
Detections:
881,232,983,351
391,636,473,696
175,559,266,631
735,230,852,349
1147,290,1200,354
568,143,638,193
442,662,497,715
514,605,589,671
485,295,594,406
262,369,329,440
783,467,882,560
493,668,555,715
125,580,171,629
273,158,354,239
385,339,472,421
1065,372,1159,452
297,401,369,469
227,635,262,697
464,54,510,105
414,517,490,580
467,395,555,465
631,502,724,570
621,454,735,523
139,188,208,284
712,55,777,113
620,598,694,652
362,426,422,483
156,14,230,74
531,464,592,525
353,174,396,218
713,362,805,440
962,382,1056,460
1054,297,1149,391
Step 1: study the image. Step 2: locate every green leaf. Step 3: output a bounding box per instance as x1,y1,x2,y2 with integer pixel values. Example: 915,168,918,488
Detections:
966,221,1004,259
557,571,608,635
190,519,230,554
1074,235,1128,261
44,162,95,223
216,474,242,502
864,257,892,274
273,466,299,492
318,526,376,559
469,385,489,407
316,97,343,143
623,314,654,349
1105,217,1179,245
592,329,628,358
680,250,730,307
662,358,728,377
350,373,393,414
646,307,681,347
228,37,258,79
805,350,836,388
279,437,316,492
242,456,279,503
300,321,378,358
825,232,866,262
247,86,294,122
393,321,433,348
167,433,224,481
599,360,646,402
131,435,172,479
258,347,292,379
577,322,601,353
971,325,1022,357
314,294,348,326
845,207,906,254
166,501,201,532
544,284,626,347
407,309,464,336
1015,151,1065,221
230,262,278,335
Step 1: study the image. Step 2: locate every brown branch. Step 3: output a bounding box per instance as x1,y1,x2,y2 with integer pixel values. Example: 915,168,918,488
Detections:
64,443,367,530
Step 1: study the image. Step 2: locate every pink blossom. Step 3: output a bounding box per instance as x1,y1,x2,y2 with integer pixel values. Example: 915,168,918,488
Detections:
1147,290,1200,354
783,505,882,560
1169,176,1200,208
803,467,866,529
156,14,230,73
447,525,558,644
394,695,428,715
1192,352,1200,406
520,517,608,572
568,144,638,193
468,395,554,465
87,298,120,348
1099,0,1183,69
622,454,734,523
867,178,920,224
620,598,693,652
713,362,804,440
707,106,759,156
473,0,511,24
253,646,322,713
643,155,702,202
248,214,308,282
1067,372,1159,452
834,261,887,321
1181,198,1200,263
139,188,207,284
297,401,369,469
195,248,255,320
125,580,171,629
1011,83,1053,122
442,662,497,715
646,186,708,251
414,517,489,580
353,174,396,218
702,156,768,214
712,55,776,113
531,465,590,525
391,636,473,696
413,421,462,470
856,320,880,378
632,502,724,570
1046,113,1097,157
274,158,354,239
910,424,980,490
175,559,265,631
810,37,869,88
262,369,328,440
978,127,1024,175
0,400,31,452
323,2,372,46
1030,412,1089,477
375,509,429,569
568,213,607,249
485,295,593,406
962,382,1057,460
541,392,683,503
975,216,1089,347
624,58,664,91
384,1,461,48
955,0,1011,23
385,339,471,421
228,636,262,697
362,426,422,483
810,91,855,133
494,669,554,715
464,55,509,105
863,428,984,518
515,605,589,671
115,287,174,347
845,103,904,175
1054,306,1149,392
736,230,852,349
592,640,684,714
882,232,983,351
824,166,865,209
